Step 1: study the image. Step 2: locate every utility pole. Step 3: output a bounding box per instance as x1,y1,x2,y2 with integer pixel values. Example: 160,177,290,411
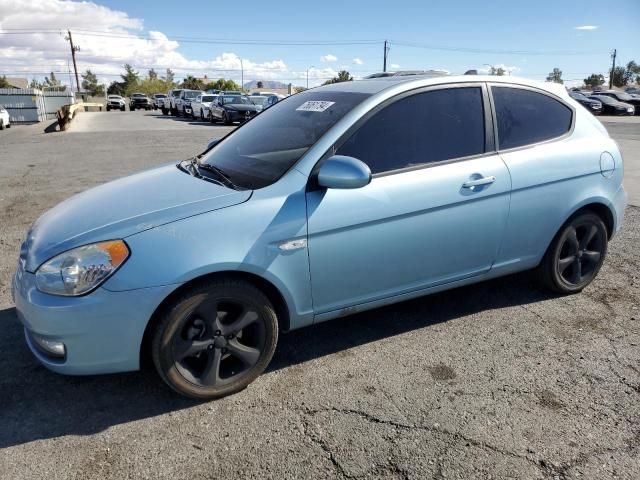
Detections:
65,30,81,92
383,40,389,72
240,58,244,92
609,49,617,89
306,65,315,89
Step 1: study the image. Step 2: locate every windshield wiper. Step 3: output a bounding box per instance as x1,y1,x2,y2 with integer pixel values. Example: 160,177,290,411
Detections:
194,160,240,190
178,157,227,188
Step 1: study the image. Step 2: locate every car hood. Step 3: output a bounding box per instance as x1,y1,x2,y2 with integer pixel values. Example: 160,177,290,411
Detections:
24,163,251,271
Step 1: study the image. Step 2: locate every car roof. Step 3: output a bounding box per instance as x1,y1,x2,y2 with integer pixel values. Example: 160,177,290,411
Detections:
315,75,570,100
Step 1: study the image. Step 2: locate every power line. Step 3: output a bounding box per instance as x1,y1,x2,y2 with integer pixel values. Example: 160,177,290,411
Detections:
0,29,610,55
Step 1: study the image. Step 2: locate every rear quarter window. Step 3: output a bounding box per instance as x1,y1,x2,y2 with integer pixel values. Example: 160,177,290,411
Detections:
492,86,573,150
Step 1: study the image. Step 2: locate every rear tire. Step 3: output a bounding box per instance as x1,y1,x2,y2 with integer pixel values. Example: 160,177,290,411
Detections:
152,279,279,400
222,112,231,126
537,212,608,294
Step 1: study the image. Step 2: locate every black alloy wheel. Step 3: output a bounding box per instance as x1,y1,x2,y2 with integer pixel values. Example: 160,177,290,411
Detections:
538,212,608,293
152,279,278,399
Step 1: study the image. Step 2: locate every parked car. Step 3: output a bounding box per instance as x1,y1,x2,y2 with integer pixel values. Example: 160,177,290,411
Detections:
248,95,267,111
568,91,602,115
175,90,204,117
591,91,639,115
191,93,218,120
624,86,640,96
129,93,153,111
106,95,126,111
0,104,10,129
152,93,168,110
209,94,259,124
12,76,627,400
589,93,635,115
166,89,184,115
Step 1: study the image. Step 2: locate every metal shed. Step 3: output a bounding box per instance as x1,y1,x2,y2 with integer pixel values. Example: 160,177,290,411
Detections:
0,88,75,123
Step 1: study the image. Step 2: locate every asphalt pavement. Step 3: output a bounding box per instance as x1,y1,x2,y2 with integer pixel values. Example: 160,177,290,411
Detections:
0,110,638,479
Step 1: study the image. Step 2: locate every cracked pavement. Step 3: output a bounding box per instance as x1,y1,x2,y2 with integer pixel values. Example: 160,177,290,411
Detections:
0,111,638,479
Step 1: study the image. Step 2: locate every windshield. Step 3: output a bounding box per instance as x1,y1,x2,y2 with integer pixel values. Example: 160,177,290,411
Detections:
250,96,267,105
222,95,251,105
172,90,182,97
570,92,587,101
593,95,616,105
108,95,121,99
614,92,633,101
201,90,371,189
184,91,201,99
132,93,145,97
155,94,167,98
202,95,216,102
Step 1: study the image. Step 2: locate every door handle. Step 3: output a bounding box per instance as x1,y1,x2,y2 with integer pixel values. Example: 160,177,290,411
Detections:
462,176,496,188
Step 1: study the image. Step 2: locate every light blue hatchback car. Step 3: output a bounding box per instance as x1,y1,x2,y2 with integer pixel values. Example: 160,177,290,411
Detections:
13,75,626,399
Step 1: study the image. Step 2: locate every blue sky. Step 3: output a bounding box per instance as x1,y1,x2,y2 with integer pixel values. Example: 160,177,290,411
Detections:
1,0,639,87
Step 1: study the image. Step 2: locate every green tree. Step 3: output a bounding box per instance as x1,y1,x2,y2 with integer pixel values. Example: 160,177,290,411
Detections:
323,70,353,85
204,78,241,91
0,75,12,88
294,86,307,93
624,61,640,85
81,69,104,96
163,68,175,84
120,64,139,92
489,66,506,76
43,71,65,90
29,78,44,89
148,68,158,80
583,73,605,89
256,80,264,89
546,68,563,84
610,66,627,87
107,81,125,95
181,75,204,90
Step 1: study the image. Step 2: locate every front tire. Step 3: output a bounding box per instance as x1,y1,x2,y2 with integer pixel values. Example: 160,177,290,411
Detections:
0,120,4,130
152,279,279,400
537,212,608,294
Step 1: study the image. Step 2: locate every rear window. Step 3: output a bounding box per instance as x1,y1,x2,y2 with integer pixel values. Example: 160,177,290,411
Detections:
492,87,572,150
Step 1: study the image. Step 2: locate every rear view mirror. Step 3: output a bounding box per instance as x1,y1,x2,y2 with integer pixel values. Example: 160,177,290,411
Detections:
317,155,372,189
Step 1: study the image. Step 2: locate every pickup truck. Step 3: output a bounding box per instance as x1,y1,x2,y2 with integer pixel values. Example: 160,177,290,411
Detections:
129,93,153,111
174,89,204,117
165,89,184,115
152,93,168,110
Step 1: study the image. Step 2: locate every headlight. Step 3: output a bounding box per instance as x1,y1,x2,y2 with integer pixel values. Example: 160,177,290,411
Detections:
35,240,129,296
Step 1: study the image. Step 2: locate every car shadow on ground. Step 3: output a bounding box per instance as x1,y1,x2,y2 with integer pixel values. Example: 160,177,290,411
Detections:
0,272,554,448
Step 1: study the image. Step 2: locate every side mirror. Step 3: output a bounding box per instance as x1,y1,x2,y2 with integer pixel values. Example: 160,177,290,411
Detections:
206,137,221,150
317,155,371,189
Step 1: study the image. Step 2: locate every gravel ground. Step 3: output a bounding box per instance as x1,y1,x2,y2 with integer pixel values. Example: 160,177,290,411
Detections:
0,111,638,479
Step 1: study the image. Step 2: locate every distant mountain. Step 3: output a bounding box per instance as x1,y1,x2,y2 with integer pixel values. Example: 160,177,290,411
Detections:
243,80,289,89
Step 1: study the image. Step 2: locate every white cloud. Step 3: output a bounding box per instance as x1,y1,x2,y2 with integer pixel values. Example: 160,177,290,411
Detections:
320,54,337,62
0,0,293,86
390,63,400,69
574,25,598,30
352,58,363,65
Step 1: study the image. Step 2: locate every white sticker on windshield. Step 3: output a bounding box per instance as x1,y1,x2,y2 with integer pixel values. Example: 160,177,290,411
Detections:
296,100,335,112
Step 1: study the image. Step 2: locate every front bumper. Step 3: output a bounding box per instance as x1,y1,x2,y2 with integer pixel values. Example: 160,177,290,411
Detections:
12,268,178,375
227,110,256,122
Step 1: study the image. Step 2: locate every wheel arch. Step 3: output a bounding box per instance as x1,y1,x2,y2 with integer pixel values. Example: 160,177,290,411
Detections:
139,270,291,369
568,200,615,239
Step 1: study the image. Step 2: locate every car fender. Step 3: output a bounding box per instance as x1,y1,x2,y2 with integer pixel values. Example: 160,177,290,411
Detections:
103,170,314,329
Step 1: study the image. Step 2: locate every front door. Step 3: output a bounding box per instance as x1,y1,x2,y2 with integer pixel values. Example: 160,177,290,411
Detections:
306,84,511,315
